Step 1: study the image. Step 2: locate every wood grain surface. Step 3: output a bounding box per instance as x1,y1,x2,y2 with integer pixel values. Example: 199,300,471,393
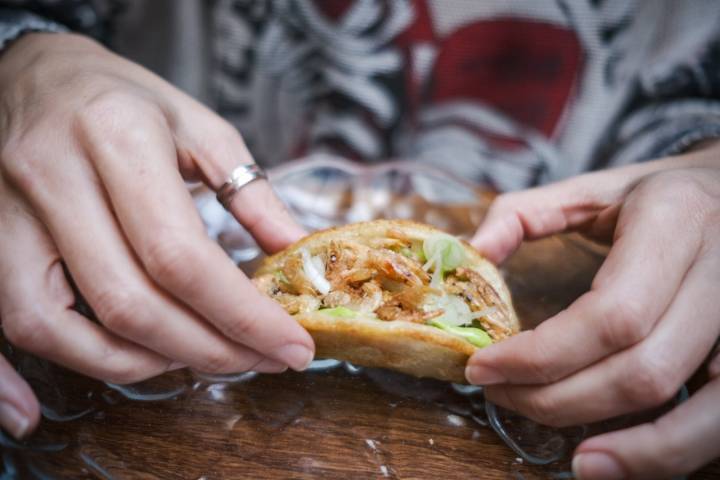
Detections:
4,232,718,479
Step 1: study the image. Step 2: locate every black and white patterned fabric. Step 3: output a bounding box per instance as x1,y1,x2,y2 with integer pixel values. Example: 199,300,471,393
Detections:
1,0,720,191
0,0,123,42
0,7,65,50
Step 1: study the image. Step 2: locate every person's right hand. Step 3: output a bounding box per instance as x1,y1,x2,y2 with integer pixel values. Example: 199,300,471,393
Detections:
468,145,720,479
0,33,314,439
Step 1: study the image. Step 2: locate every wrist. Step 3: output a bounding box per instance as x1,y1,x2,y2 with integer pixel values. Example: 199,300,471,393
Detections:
627,138,720,176
685,137,720,151
0,32,103,84
669,138,720,170
5,31,101,59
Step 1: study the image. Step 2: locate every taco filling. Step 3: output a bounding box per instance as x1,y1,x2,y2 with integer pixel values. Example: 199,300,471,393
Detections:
253,228,513,347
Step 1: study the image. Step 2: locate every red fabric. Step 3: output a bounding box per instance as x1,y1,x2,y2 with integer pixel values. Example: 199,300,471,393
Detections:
427,19,582,139
303,2,584,158
312,0,356,21
396,0,436,45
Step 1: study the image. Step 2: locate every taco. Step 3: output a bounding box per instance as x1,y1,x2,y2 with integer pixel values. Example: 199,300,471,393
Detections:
253,220,519,383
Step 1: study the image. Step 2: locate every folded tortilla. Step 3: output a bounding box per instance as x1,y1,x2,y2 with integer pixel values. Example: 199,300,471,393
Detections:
253,220,519,383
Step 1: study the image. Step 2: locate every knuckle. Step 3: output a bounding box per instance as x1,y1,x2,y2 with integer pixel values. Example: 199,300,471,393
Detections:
75,91,164,147
489,192,518,215
642,170,700,195
102,362,151,385
594,294,649,350
93,287,147,335
143,233,199,289
77,91,134,125
222,314,260,344
2,310,49,351
619,352,677,408
524,392,562,427
524,336,559,383
0,139,47,191
638,171,708,218
95,346,164,385
196,350,238,375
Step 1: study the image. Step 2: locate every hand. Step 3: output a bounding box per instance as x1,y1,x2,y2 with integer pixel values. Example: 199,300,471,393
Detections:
0,33,314,438
467,151,720,479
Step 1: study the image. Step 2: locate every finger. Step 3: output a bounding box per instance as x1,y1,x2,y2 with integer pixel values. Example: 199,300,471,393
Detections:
572,377,720,480
7,122,278,375
470,160,675,264
0,351,39,439
173,103,305,252
0,189,171,384
466,184,702,386
710,348,720,378
484,250,720,426
223,179,306,254
77,100,315,371
470,175,619,263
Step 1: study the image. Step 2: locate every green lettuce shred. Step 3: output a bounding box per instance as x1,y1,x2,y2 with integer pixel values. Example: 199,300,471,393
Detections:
429,320,493,348
422,234,465,273
318,306,357,318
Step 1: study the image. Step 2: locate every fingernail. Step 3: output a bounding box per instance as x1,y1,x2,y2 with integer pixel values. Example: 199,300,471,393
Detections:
0,402,30,439
573,452,625,480
465,364,505,385
272,344,314,371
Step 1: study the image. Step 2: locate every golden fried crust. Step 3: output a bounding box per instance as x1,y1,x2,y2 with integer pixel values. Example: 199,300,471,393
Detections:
254,219,519,383
296,313,475,383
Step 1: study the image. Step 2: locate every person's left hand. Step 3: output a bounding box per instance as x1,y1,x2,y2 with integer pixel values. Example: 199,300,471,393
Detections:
467,160,720,479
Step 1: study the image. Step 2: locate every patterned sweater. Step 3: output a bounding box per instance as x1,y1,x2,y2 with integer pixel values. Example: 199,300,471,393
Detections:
2,0,720,190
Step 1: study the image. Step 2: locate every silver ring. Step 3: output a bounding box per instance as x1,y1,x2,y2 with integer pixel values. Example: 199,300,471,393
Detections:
216,164,267,210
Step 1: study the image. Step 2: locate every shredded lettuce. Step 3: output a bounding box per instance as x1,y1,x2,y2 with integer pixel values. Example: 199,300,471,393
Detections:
399,242,426,263
318,306,357,318
429,320,493,348
422,234,465,288
411,240,426,263
274,270,289,284
423,294,474,326
423,234,465,272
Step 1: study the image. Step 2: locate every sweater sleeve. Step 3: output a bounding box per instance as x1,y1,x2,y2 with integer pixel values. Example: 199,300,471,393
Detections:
601,36,720,166
0,7,67,52
0,0,121,52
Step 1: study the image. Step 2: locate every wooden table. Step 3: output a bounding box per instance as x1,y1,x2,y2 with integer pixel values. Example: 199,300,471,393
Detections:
4,231,718,479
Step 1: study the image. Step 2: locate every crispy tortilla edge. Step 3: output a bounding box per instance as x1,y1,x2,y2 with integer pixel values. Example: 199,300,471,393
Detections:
296,313,476,383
